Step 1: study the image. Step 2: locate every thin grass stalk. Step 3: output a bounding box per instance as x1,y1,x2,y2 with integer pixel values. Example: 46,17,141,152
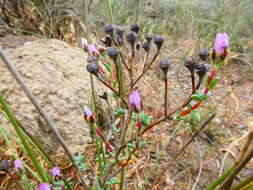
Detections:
231,175,253,190
0,96,48,183
240,181,253,190
103,0,114,24
164,73,168,116
206,167,235,190
219,145,253,190
90,73,97,113
120,167,126,190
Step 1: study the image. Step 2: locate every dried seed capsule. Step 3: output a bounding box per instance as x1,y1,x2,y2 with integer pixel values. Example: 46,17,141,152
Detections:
115,26,124,36
195,63,210,89
87,55,98,64
154,35,164,50
126,32,137,47
130,23,140,34
142,41,150,52
107,47,118,61
99,92,108,100
87,63,99,75
104,24,114,37
101,35,112,47
136,42,141,50
184,56,198,71
198,48,210,61
159,60,171,74
0,160,10,172
146,33,153,43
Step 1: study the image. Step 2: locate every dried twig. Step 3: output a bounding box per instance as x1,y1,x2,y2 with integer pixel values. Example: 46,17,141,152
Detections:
151,113,216,188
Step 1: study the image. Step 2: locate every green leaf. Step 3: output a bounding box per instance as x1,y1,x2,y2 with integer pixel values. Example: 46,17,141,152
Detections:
209,78,218,89
103,63,112,73
138,141,147,148
192,91,209,101
140,113,152,126
190,111,201,122
114,108,127,116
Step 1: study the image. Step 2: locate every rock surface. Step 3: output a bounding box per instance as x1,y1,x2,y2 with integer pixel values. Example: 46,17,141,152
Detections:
0,39,102,153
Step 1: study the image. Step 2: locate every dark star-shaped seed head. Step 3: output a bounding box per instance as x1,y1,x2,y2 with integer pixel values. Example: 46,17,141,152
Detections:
107,47,118,61
104,24,114,37
154,35,164,50
198,48,210,61
126,32,137,47
159,60,172,74
130,24,140,34
87,55,98,64
146,33,153,43
87,63,99,75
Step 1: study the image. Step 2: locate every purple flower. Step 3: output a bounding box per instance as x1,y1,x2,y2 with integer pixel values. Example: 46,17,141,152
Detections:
52,167,61,181
14,160,22,170
212,33,229,60
88,44,99,57
52,167,60,177
38,183,51,190
81,38,88,49
84,105,95,123
130,90,143,113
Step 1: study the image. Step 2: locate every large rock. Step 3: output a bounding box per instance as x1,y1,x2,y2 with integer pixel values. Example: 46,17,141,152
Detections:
0,39,102,153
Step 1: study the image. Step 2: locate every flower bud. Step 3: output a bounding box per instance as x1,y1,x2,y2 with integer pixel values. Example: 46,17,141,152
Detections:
146,33,153,42
81,38,88,49
38,183,51,190
87,63,99,75
107,47,118,61
14,160,23,172
198,48,210,61
159,60,171,74
104,24,114,37
52,167,62,181
84,106,96,123
154,35,164,50
87,55,98,64
184,56,198,72
101,35,112,47
142,41,150,52
130,23,140,34
126,32,137,47
0,160,10,172
130,90,143,113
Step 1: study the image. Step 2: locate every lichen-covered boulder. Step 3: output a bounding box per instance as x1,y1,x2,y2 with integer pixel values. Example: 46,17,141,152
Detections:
0,39,102,153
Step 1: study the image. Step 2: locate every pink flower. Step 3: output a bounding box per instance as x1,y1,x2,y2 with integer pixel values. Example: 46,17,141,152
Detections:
130,90,143,113
84,106,93,117
212,33,229,60
88,44,99,57
14,160,22,170
52,167,61,181
52,167,60,177
38,183,51,190
84,105,95,123
81,38,88,49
